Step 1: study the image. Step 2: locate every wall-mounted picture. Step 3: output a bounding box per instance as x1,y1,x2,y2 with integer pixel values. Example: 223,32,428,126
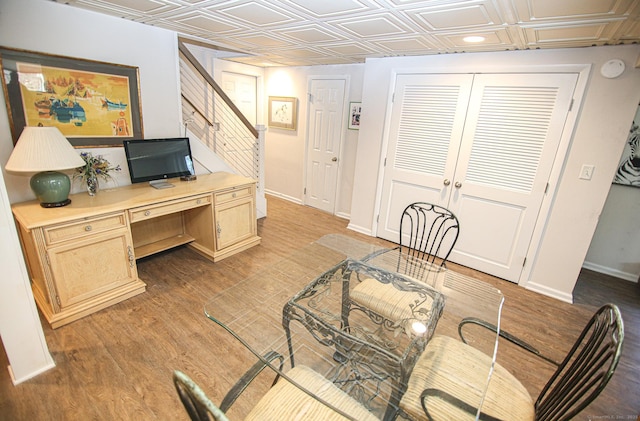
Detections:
268,96,297,130
613,102,640,187
0,46,143,147
349,102,361,130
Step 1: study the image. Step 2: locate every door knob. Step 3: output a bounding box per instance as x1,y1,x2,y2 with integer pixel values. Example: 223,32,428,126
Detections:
443,179,451,186
331,157,338,162
455,181,462,188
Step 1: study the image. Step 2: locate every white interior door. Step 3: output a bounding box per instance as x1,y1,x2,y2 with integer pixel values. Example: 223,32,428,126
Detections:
449,73,578,280
221,71,257,125
377,74,473,239
305,78,346,213
378,72,577,282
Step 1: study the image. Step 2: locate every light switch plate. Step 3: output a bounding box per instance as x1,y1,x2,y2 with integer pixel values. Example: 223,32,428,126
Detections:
580,164,595,180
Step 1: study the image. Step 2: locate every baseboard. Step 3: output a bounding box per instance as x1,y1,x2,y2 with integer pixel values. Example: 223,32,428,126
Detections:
581,261,638,283
8,360,56,385
525,282,574,304
335,211,350,220
347,223,373,236
264,190,303,205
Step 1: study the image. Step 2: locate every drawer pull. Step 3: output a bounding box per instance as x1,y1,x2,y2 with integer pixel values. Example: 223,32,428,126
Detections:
144,210,151,216
216,221,222,238
85,225,92,232
232,192,237,198
196,199,202,205
127,246,135,268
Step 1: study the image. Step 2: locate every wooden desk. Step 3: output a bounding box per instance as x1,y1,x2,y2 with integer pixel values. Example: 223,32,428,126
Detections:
12,172,261,328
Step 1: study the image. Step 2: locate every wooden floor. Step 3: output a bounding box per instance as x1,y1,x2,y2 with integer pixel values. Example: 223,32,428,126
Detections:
1,195,638,420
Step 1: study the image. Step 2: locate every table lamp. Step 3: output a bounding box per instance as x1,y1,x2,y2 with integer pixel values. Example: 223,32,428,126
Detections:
5,126,85,208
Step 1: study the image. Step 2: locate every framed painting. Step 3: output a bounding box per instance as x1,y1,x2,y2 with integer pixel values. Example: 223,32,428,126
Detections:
268,96,297,130
348,102,361,130
0,46,143,147
613,102,640,187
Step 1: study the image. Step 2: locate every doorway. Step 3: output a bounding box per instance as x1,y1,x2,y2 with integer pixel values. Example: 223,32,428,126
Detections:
305,78,347,214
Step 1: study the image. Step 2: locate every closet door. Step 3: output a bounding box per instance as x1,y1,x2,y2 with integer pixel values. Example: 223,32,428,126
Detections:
377,72,577,283
449,73,577,281
376,74,474,242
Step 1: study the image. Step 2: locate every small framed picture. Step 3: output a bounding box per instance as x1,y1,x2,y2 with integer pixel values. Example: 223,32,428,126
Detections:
268,96,297,130
348,102,361,130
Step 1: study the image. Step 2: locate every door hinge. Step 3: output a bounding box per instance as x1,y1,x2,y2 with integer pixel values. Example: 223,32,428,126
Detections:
308,93,313,102
304,187,307,195
55,295,61,306
383,158,387,167
544,182,549,194
376,215,380,223
522,257,527,267
569,98,574,111
392,92,395,103
45,253,50,266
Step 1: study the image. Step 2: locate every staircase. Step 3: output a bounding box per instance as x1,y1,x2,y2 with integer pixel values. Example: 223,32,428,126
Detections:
178,40,266,218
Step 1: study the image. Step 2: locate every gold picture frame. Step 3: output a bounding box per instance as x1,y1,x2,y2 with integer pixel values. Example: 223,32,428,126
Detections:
268,96,297,130
0,46,143,147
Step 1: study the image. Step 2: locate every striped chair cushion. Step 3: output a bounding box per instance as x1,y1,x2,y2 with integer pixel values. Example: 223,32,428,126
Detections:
400,335,534,421
245,365,378,421
351,278,437,333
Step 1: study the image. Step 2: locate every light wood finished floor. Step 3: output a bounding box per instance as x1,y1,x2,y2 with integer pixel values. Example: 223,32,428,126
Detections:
1,195,638,420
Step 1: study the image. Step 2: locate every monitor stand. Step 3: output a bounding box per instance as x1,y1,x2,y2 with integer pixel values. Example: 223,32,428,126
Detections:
149,180,175,189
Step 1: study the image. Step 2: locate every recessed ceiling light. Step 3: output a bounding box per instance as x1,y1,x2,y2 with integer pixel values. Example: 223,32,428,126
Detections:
463,36,485,43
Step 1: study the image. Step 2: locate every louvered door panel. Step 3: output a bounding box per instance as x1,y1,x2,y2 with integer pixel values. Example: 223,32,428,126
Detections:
449,73,578,281
377,74,474,243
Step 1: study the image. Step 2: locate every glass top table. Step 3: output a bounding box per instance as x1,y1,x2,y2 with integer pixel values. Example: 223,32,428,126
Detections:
204,234,504,420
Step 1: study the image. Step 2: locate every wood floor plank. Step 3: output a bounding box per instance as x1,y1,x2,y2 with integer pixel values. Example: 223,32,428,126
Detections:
1,194,638,420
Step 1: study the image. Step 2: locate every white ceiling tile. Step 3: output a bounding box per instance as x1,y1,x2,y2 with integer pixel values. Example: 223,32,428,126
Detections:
279,25,344,43
57,0,640,66
334,13,414,38
371,36,436,53
214,1,299,27
178,14,241,33
410,4,503,31
282,0,373,17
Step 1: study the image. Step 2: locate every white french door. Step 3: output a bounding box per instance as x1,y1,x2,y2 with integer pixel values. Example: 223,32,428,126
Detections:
377,72,577,282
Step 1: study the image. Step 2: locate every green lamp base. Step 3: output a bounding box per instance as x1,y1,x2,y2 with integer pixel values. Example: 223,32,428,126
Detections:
30,171,73,208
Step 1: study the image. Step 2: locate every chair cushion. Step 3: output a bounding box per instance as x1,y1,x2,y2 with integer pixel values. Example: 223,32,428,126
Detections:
400,335,534,421
351,278,438,334
245,365,378,421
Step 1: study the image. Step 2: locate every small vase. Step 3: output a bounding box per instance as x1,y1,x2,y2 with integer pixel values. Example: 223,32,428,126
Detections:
86,174,99,196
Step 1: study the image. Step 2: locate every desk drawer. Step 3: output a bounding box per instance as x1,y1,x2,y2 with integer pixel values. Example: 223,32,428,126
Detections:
44,213,127,245
129,194,211,223
214,186,252,204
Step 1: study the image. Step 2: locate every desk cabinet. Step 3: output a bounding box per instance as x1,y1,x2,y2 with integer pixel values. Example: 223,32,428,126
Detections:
12,172,260,328
213,185,257,260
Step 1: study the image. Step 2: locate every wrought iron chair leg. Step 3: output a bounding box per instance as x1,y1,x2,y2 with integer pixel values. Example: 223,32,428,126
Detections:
219,350,284,412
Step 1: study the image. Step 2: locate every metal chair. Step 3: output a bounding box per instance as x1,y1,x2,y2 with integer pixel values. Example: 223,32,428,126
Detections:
398,202,460,267
174,351,379,420
400,303,625,421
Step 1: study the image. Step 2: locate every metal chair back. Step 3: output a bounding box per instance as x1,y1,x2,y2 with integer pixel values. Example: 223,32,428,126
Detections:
399,202,460,267
535,304,624,421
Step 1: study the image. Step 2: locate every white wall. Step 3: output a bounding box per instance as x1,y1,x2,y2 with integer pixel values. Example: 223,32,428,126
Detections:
585,183,640,282
348,46,640,301
0,0,184,382
263,65,364,218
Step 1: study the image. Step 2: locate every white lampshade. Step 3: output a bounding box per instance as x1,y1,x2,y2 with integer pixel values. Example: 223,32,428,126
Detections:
5,127,85,208
6,126,84,173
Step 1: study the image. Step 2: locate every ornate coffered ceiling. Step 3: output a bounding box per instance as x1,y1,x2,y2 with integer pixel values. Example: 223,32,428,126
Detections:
56,0,640,67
